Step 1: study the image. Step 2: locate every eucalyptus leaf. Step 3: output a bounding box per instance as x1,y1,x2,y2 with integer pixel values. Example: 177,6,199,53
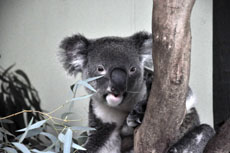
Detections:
77,131,88,145
55,141,60,152
71,75,102,93
71,126,95,131
40,132,57,145
84,75,103,82
2,64,15,77
68,94,94,102
19,117,34,143
31,149,55,153
0,127,15,137
64,128,73,153
12,142,31,153
0,132,3,141
40,132,60,152
16,128,43,140
72,142,86,151
15,70,31,87
76,80,96,92
3,147,18,153
58,132,86,151
58,132,65,143
17,120,46,132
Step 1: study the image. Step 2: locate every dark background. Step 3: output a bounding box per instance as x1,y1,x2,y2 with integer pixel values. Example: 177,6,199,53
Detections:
213,0,230,130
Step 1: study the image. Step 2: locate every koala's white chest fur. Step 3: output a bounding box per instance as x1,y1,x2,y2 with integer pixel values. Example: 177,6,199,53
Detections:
93,101,129,127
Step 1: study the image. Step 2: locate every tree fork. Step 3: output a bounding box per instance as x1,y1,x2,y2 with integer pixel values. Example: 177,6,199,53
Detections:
134,0,195,152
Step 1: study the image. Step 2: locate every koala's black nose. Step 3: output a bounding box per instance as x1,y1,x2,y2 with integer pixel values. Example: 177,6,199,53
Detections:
110,68,127,93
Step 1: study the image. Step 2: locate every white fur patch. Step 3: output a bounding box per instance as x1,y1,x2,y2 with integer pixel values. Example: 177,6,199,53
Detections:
97,130,121,153
196,133,203,144
186,94,196,112
143,39,152,51
93,102,127,126
71,58,84,67
141,38,153,67
141,54,152,66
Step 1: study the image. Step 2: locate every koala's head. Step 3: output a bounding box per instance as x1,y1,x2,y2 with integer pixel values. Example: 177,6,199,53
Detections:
60,32,152,108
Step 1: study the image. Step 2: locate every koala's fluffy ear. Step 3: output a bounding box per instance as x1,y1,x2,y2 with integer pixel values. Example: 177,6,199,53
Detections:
131,32,153,68
59,34,89,75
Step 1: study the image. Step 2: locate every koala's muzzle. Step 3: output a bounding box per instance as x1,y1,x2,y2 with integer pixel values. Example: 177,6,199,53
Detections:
110,68,127,94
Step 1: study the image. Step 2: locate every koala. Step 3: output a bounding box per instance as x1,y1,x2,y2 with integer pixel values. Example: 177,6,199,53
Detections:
59,32,215,153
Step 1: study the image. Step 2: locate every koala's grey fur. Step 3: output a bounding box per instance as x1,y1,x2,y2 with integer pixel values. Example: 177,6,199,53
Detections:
59,32,215,153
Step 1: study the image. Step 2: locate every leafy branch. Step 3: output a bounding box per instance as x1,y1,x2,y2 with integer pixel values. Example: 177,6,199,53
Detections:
0,65,102,153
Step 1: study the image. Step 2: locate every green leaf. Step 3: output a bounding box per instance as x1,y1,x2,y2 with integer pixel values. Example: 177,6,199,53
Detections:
58,132,64,142
15,70,31,87
76,131,88,145
40,132,57,145
71,126,95,131
72,142,86,151
68,94,94,102
70,76,103,93
12,142,31,153
3,147,18,153
64,128,72,153
84,75,103,82
19,117,34,143
31,149,55,153
0,132,3,141
16,128,43,140
42,125,60,152
17,120,46,132
2,64,15,77
0,127,15,137
76,80,96,92
58,132,86,151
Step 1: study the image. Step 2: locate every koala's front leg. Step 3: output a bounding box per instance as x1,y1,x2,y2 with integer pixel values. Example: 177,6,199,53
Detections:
79,123,120,153
168,124,215,153
126,99,147,128
78,101,121,153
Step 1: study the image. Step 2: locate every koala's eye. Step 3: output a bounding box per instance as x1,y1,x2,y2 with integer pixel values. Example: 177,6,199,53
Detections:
97,65,105,73
130,67,136,74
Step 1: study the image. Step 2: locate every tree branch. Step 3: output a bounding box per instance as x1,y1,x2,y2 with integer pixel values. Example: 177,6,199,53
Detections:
204,118,230,153
134,0,195,152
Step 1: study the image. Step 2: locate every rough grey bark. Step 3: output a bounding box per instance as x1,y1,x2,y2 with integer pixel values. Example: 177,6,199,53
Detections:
134,0,195,152
204,118,230,153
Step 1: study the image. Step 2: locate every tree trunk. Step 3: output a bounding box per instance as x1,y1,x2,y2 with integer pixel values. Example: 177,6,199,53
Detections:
134,0,195,153
204,118,230,153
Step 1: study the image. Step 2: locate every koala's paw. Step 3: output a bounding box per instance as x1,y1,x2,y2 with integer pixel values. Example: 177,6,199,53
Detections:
126,111,142,128
126,101,146,128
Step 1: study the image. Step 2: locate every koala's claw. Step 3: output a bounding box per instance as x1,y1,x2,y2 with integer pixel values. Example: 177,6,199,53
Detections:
126,110,144,128
126,100,147,128
127,117,140,127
